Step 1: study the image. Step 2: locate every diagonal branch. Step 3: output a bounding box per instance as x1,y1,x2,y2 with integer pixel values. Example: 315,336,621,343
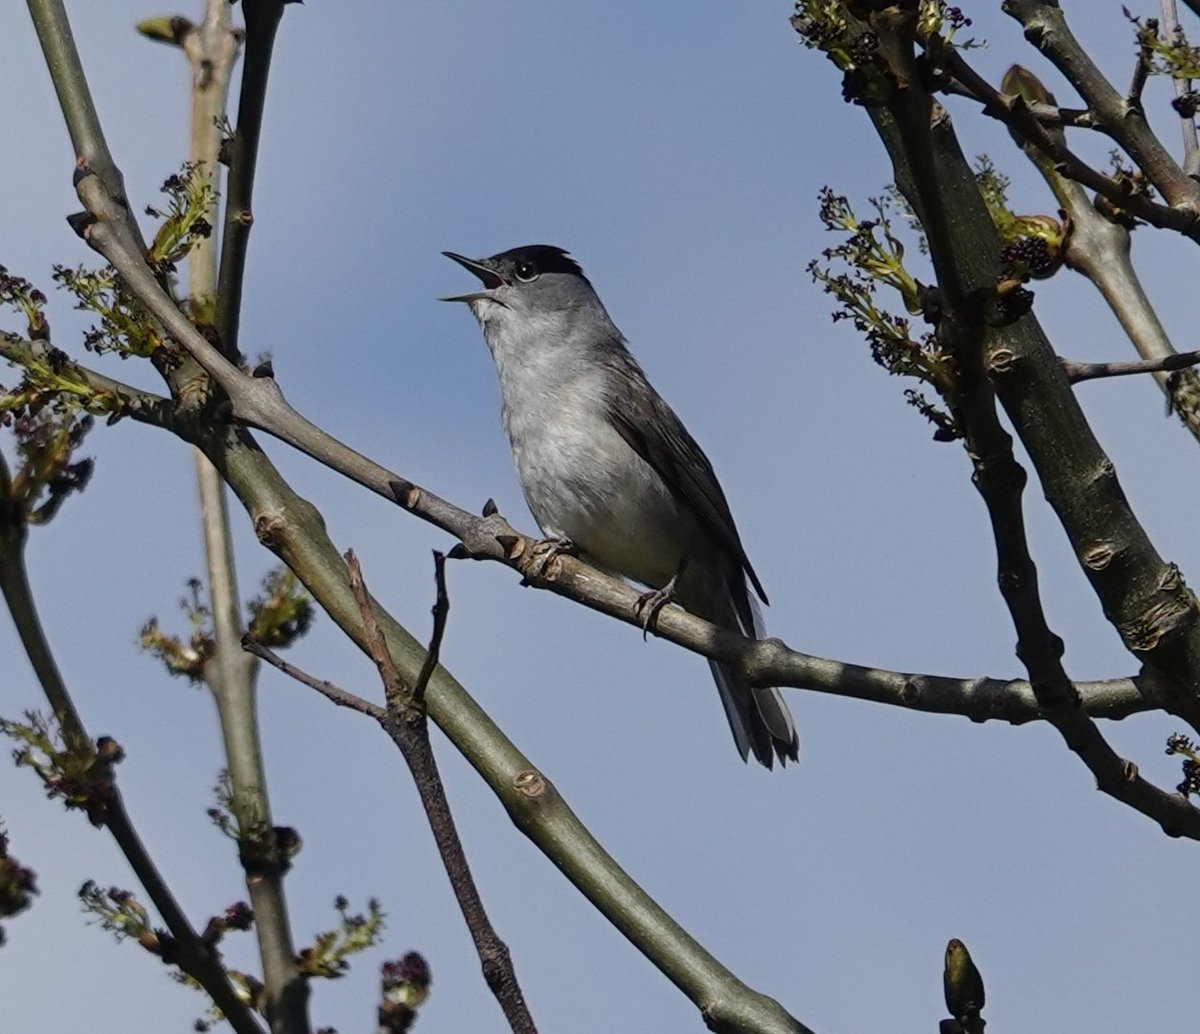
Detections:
851,19,1200,835
936,48,1200,237
345,550,537,1034
1003,0,1200,214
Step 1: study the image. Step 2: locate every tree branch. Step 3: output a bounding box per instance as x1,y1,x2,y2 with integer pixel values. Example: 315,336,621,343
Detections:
877,39,1200,837
1128,16,1156,108
1064,348,1200,383
215,0,286,361
345,550,537,1034
936,48,1199,237
999,64,1200,440
0,456,265,1034
244,638,382,716
0,334,176,429
1160,0,1200,177
159,5,306,1030
1003,0,1200,217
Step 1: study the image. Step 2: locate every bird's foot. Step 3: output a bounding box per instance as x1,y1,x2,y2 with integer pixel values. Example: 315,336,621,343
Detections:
634,574,680,641
521,535,577,585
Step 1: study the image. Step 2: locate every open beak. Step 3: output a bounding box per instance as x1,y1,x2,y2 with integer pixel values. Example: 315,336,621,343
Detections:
440,251,506,303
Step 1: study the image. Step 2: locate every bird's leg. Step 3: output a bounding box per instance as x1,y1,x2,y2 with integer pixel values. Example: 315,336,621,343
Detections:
521,533,578,585
634,556,689,640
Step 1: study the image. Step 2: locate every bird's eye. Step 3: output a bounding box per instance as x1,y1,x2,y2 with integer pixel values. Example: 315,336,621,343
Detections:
513,260,540,283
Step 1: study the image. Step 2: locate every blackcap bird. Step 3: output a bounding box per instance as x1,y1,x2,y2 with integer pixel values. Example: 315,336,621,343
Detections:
442,245,798,768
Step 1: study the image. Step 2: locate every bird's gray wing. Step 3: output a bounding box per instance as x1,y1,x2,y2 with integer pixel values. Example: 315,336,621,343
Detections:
601,349,768,606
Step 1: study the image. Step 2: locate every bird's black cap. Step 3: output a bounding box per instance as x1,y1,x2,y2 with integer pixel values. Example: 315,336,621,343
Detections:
487,245,586,280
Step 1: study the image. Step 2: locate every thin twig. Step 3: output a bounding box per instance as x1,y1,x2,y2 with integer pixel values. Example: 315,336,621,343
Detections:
298,552,539,1034
243,638,383,717
1129,17,1157,107
410,551,449,708
1003,0,1200,214
215,0,286,360
0,462,265,1034
1161,0,1200,177
1064,348,1200,383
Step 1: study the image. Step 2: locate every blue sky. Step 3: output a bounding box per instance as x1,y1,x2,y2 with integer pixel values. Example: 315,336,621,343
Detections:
3,3,1199,1031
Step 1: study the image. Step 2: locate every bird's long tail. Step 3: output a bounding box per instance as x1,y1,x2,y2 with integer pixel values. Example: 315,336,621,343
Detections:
696,585,799,768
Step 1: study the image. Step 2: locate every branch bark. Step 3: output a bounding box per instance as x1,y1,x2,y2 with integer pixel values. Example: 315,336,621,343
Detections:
206,422,810,1034
853,25,1200,744
1003,0,1200,216
344,550,537,1034
162,4,307,1030
215,0,286,361
1064,349,1200,383
995,64,1200,440
0,454,265,1034
874,34,1200,836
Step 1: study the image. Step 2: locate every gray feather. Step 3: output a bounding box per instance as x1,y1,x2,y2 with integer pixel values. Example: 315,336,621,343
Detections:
444,244,800,767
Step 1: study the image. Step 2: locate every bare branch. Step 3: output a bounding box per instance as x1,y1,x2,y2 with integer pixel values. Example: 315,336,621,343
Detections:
0,463,265,1034
1064,348,1200,383
244,638,383,717
411,551,449,708
939,48,1199,236
1003,0,1200,217
344,550,538,1034
215,0,286,360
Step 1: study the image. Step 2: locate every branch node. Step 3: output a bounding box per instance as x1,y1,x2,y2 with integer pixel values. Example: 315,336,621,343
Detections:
513,769,547,800
1081,543,1116,571
65,210,96,239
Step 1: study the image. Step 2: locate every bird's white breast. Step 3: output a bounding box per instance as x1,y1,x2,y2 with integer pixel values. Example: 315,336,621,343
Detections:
486,318,686,587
